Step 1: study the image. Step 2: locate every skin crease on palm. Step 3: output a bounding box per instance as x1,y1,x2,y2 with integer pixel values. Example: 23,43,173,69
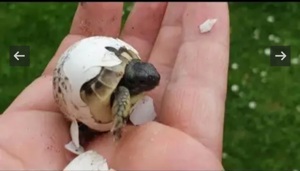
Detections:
0,2,229,170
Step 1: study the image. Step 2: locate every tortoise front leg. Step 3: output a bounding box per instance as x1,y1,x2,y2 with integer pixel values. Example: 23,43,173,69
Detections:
111,86,131,141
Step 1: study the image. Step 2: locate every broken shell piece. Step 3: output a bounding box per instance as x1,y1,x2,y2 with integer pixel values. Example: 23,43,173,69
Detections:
199,18,217,33
64,150,109,171
65,141,84,155
70,120,80,148
130,96,157,125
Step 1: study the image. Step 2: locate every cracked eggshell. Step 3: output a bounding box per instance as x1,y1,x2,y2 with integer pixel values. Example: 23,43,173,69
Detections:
63,150,109,171
70,120,80,148
59,36,139,107
54,36,140,131
199,18,217,33
64,141,84,155
130,96,157,125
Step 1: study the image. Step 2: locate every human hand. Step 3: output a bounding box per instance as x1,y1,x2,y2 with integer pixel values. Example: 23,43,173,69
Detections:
0,2,229,170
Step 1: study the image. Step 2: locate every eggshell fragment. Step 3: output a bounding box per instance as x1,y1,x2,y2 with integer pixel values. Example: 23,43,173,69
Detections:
63,150,109,171
65,141,84,155
130,96,157,125
70,120,80,148
199,18,217,33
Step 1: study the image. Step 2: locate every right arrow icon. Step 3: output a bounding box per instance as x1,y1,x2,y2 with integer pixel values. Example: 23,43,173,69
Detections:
270,46,290,66
275,51,286,61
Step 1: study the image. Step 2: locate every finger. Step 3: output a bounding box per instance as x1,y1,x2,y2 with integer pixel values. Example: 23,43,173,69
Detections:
120,2,167,61
70,2,123,37
46,2,124,74
159,2,230,159
0,110,71,169
146,3,185,111
86,122,223,170
3,75,59,114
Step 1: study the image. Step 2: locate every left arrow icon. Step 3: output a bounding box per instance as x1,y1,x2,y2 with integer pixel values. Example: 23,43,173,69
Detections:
14,51,25,61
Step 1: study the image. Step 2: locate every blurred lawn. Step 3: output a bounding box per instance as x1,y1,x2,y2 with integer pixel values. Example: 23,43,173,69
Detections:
1,2,300,170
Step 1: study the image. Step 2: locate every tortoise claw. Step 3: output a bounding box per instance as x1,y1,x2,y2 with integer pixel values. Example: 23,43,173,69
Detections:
111,116,124,141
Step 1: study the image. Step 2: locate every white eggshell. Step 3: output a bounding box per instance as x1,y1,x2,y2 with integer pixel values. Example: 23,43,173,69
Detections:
54,36,140,132
130,96,157,125
64,141,84,155
70,120,80,148
199,18,217,33
63,150,109,171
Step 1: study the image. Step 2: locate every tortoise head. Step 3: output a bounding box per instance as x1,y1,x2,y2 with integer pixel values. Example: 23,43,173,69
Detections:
119,59,160,95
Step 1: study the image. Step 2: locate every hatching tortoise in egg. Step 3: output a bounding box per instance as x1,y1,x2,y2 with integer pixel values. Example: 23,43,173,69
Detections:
53,36,160,153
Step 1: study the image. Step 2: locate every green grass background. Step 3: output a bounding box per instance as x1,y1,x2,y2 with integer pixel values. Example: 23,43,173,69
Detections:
1,2,300,170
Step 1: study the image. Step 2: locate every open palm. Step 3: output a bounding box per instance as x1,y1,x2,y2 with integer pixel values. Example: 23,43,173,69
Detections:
0,2,229,170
